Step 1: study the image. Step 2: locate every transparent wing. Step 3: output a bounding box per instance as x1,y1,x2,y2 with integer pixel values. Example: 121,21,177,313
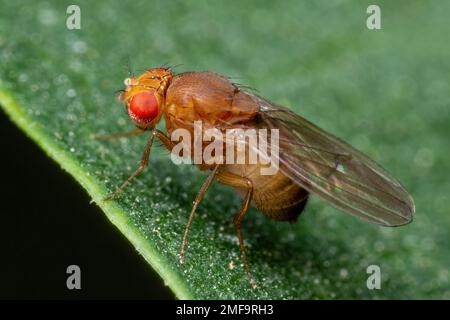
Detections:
254,96,414,226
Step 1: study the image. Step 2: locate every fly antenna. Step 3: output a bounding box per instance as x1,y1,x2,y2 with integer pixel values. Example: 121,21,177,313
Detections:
114,89,126,94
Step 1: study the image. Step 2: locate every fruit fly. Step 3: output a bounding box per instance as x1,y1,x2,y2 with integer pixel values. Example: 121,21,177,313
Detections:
97,67,415,288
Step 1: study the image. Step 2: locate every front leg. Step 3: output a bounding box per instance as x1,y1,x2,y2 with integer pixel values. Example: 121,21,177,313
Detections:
104,129,174,201
92,128,145,140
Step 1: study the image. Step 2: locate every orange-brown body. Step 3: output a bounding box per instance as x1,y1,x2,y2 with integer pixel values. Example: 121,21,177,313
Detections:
113,67,310,287
164,71,308,222
104,66,414,288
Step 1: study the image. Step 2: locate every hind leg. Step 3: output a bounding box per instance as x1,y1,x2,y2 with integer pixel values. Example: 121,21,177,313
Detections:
216,171,256,289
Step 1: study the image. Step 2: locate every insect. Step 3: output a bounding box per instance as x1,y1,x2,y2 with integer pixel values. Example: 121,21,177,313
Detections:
97,67,414,288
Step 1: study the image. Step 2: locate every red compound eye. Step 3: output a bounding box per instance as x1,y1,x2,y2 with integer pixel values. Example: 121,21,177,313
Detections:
129,91,159,124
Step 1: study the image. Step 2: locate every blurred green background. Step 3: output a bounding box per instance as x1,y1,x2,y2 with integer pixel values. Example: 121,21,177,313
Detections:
0,0,449,299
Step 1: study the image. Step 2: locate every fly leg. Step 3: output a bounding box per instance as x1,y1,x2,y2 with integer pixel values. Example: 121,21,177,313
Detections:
92,128,145,140
104,129,174,201
179,165,220,264
215,172,256,289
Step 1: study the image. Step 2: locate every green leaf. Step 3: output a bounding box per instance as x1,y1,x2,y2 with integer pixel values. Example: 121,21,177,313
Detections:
1,0,449,299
